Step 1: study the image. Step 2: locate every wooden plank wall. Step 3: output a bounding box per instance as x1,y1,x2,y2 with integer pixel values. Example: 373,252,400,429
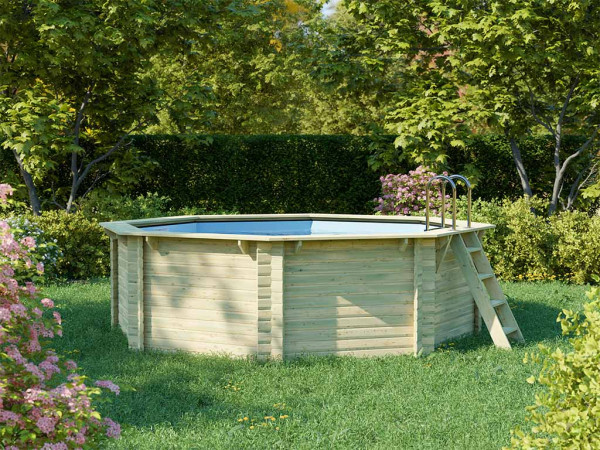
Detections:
413,239,436,355
434,237,475,344
256,242,284,360
141,238,258,355
117,237,129,335
282,239,415,357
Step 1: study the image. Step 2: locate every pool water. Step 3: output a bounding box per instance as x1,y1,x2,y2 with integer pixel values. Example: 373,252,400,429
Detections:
140,220,428,236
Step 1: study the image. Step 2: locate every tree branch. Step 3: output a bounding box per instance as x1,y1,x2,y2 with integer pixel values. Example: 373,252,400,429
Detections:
526,86,555,137
561,123,600,172
557,76,579,135
74,121,145,194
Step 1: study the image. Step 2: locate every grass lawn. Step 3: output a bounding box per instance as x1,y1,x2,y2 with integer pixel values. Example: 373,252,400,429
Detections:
43,279,587,449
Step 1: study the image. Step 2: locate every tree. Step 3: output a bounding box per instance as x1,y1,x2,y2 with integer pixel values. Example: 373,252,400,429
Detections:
346,0,600,214
0,0,214,214
147,0,323,135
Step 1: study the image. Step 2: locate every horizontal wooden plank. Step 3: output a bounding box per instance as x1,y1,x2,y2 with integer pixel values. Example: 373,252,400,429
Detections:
285,250,407,263
145,295,256,312
145,306,256,323
145,327,257,346
145,316,257,335
436,284,471,302
285,326,413,341
146,274,256,291
148,238,240,253
145,284,255,301
145,252,255,268
285,271,412,287
146,338,255,356
285,315,413,330
436,322,474,344
286,336,412,353
284,304,413,320
285,260,412,274
284,293,414,308
285,283,413,297
144,263,257,279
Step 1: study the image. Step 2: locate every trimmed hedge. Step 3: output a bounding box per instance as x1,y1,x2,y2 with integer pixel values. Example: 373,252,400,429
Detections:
1,133,591,214
129,135,397,214
128,134,589,213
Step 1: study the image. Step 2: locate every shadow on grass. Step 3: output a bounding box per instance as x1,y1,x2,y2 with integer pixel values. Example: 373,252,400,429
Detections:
48,279,572,430
49,280,277,429
449,295,565,353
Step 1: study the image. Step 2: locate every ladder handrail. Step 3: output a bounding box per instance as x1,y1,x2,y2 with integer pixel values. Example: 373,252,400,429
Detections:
449,174,472,228
426,175,457,231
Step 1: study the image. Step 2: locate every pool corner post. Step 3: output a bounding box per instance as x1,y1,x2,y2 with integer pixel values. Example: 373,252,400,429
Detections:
108,234,119,328
413,238,436,356
127,235,145,351
256,241,285,361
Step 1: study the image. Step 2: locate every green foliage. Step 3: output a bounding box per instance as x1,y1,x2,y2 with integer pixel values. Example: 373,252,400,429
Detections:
43,278,589,448
0,0,221,212
458,197,600,283
346,0,600,212
22,211,109,280
3,216,62,280
79,192,173,223
129,134,391,213
509,285,600,449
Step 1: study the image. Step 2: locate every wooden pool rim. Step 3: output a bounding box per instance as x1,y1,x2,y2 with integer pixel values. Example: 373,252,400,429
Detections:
101,214,496,358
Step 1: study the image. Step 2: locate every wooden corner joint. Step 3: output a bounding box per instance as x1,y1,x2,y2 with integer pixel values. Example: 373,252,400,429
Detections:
238,240,250,255
145,236,159,251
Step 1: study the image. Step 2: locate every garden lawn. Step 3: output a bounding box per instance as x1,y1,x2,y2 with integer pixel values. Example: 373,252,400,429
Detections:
44,280,587,450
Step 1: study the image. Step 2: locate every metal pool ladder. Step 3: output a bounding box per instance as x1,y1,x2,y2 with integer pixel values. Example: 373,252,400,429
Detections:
425,174,472,231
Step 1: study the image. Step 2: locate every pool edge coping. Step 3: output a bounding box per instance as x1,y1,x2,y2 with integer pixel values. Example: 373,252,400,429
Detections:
100,214,495,241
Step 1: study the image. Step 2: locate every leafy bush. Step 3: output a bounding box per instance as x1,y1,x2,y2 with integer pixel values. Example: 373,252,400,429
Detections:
23,211,109,280
79,192,238,222
457,197,600,283
3,216,62,280
0,184,120,448
79,192,172,222
551,212,600,284
509,284,600,448
375,166,451,215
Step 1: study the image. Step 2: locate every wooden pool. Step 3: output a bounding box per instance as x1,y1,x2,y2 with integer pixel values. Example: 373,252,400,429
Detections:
101,214,523,358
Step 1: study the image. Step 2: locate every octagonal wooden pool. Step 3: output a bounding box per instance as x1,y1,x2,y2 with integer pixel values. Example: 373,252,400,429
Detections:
101,214,523,358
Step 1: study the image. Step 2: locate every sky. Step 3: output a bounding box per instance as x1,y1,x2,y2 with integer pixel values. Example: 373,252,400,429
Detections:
322,0,340,17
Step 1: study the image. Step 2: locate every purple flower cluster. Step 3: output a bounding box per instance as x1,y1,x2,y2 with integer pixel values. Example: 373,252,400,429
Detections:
374,166,451,216
0,184,121,448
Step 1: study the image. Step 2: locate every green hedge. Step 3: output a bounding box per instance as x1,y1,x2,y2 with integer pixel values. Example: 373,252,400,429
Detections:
129,135,397,214
1,133,590,214
127,134,588,213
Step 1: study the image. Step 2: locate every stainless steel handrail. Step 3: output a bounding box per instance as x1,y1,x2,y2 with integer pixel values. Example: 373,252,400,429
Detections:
449,174,472,227
426,175,457,231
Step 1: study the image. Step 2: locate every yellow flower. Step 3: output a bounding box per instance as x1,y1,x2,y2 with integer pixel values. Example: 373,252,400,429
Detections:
249,426,255,430
280,415,289,419
243,417,248,421
237,418,243,422
276,427,280,430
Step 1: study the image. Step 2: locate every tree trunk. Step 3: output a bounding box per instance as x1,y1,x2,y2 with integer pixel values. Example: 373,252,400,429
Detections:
12,149,41,215
509,137,533,198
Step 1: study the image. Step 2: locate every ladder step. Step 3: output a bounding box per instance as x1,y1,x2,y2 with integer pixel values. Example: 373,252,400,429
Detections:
467,246,482,253
478,273,494,281
490,299,506,308
502,326,518,336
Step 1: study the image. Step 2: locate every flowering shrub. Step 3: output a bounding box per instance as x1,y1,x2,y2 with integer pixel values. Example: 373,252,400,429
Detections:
375,166,451,216
3,216,62,281
0,184,120,448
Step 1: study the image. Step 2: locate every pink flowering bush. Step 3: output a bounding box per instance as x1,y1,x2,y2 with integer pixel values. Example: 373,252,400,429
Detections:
374,166,451,216
0,184,120,448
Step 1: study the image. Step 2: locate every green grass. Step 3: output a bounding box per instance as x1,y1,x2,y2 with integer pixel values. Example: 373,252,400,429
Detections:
43,280,588,449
